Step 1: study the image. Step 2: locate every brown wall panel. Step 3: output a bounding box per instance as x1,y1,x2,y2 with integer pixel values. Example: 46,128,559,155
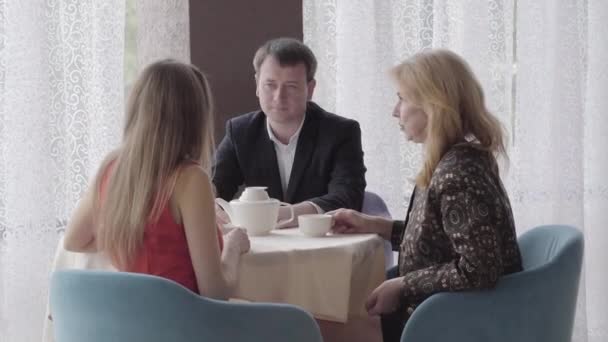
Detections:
189,1,303,143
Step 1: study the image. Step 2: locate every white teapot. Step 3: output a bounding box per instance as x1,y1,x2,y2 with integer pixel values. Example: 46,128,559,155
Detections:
215,187,294,236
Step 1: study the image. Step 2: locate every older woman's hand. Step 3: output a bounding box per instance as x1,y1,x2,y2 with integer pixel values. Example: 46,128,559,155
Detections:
328,209,394,239
327,209,372,234
365,278,403,316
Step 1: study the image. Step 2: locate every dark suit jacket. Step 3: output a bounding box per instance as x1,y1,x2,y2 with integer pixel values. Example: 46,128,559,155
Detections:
212,102,367,212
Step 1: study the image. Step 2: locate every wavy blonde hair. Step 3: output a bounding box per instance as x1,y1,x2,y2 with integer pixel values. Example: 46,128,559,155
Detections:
94,60,215,268
391,49,507,188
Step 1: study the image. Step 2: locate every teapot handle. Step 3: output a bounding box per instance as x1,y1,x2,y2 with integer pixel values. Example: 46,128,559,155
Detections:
215,198,235,224
276,202,295,227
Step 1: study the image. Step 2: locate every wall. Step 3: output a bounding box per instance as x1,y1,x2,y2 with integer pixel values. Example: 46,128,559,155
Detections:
189,1,303,142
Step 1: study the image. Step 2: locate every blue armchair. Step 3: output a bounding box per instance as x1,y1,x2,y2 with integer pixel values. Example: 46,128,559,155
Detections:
50,270,322,342
400,225,584,342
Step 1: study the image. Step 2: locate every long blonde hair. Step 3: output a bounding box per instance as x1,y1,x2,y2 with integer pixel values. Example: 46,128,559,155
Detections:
391,49,506,188
94,60,215,268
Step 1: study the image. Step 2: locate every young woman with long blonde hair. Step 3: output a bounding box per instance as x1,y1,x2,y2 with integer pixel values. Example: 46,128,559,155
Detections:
64,60,249,299
329,49,522,341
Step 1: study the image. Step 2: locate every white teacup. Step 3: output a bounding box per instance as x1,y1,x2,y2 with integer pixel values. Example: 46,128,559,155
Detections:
298,214,332,237
240,186,270,202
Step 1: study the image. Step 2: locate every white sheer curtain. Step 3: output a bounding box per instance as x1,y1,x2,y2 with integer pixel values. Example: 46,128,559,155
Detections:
135,0,191,68
511,1,608,340
0,2,124,341
0,1,191,341
304,1,608,341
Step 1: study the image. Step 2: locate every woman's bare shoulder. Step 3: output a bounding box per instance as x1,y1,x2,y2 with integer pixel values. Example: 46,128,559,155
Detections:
174,163,213,198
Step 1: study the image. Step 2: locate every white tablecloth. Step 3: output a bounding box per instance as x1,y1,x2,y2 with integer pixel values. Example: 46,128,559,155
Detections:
234,228,386,322
43,228,385,341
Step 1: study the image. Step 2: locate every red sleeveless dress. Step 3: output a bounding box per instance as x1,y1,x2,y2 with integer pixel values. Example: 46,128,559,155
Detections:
100,161,223,294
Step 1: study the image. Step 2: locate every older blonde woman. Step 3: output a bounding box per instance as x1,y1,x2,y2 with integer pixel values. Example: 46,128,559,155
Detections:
330,49,523,341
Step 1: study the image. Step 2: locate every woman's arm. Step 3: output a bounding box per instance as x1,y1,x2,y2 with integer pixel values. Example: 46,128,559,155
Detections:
64,152,117,252
64,185,97,252
176,165,249,299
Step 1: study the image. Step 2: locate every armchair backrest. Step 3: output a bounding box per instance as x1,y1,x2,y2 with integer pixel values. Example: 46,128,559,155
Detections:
50,270,322,342
506,225,584,341
362,190,392,219
401,225,584,342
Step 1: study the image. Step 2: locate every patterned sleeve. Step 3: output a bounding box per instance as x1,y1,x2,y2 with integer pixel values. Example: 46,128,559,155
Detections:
400,169,505,301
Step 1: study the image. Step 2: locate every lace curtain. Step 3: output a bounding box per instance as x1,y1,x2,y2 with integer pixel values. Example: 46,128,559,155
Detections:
0,1,190,341
0,2,124,341
135,0,190,69
304,0,607,341
511,1,608,340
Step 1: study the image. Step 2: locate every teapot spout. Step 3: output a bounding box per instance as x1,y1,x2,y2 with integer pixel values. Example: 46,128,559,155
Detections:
215,198,235,223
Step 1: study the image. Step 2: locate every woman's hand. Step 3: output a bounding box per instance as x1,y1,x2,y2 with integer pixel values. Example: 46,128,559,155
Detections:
223,228,250,254
328,209,373,234
328,209,395,240
365,278,404,316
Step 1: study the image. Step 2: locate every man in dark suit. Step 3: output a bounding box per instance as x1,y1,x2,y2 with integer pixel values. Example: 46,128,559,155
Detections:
213,37,366,227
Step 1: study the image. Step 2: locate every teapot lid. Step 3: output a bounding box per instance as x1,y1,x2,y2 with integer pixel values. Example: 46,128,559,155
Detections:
238,186,272,202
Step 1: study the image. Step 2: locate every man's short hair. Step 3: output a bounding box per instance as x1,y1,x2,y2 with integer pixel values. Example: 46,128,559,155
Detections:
253,37,317,82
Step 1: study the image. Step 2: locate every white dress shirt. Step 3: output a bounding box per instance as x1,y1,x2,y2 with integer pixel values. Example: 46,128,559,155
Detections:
266,117,323,214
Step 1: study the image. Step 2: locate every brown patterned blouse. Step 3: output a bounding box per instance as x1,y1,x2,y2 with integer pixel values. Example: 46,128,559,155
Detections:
390,143,522,318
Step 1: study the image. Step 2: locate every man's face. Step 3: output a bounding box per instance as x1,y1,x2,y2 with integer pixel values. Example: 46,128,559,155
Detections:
256,56,316,125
